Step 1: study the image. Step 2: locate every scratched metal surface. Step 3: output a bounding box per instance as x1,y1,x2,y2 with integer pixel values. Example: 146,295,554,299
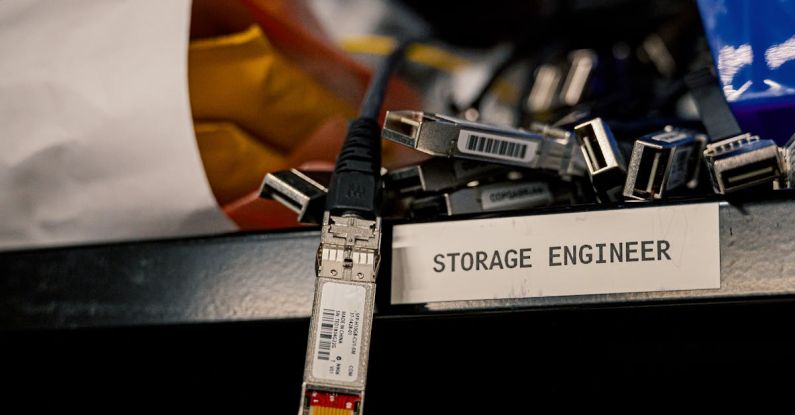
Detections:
1,197,793,329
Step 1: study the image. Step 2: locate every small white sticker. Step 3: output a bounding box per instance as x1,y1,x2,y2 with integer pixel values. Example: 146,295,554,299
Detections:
391,203,720,304
457,129,539,163
312,282,366,382
480,182,552,211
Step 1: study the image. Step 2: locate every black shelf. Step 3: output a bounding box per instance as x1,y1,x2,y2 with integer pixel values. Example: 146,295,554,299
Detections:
2,196,794,329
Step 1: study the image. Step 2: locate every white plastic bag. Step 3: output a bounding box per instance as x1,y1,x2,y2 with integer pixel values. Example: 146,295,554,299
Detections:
0,0,235,250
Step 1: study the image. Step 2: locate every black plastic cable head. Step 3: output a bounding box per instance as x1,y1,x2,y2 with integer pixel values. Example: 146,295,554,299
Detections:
325,38,415,218
325,117,382,218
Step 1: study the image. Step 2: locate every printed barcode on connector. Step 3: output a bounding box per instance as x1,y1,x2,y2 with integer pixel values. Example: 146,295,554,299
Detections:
312,282,366,382
317,309,335,361
457,130,538,163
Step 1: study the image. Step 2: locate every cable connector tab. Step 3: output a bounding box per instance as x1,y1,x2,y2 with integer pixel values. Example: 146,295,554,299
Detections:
703,133,784,194
317,213,382,283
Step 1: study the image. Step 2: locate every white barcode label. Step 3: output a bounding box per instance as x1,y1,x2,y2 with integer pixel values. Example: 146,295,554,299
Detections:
316,309,335,361
312,282,366,382
457,130,539,163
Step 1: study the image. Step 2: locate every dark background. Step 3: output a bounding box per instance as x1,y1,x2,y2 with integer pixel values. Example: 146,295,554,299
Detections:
4,298,794,412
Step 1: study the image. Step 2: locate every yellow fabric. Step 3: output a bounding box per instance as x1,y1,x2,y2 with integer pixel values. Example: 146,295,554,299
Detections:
194,122,287,205
340,35,470,72
189,25,357,205
189,25,356,153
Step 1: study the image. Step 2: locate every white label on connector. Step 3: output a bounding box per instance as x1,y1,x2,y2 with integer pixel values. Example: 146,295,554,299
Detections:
480,182,552,211
457,130,539,163
391,203,720,304
312,282,366,382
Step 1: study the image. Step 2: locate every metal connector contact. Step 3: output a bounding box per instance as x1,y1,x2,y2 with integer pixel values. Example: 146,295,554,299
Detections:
317,213,381,282
623,127,706,200
574,118,626,202
703,133,784,194
382,110,585,178
261,169,328,224
301,388,363,415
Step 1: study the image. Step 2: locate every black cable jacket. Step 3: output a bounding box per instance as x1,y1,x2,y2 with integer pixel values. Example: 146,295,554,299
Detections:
326,39,414,217
359,39,414,120
685,67,741,141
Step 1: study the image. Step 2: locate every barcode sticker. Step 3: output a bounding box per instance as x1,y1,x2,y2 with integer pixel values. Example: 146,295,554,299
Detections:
316,309,335,361
312,282,366,382
457,129,539,163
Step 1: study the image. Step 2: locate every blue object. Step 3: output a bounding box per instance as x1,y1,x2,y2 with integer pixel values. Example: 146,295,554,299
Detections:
698,0,795,144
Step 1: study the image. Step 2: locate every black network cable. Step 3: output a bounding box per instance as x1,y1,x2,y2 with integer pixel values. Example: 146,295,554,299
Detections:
299,39,413,415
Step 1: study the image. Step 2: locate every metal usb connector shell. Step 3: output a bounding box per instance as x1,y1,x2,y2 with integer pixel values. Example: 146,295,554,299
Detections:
382,110,585,178
623,127,706,200
703,133,784,194
316,213,381,282
300,213,381,414
260,169,328,224
574,118,627,202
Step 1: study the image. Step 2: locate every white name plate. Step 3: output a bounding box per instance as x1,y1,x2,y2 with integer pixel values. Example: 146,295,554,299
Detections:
391,203,720,304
